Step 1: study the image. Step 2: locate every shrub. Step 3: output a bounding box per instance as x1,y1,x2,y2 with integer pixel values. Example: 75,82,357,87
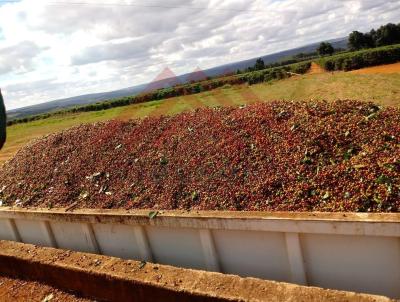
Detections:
290,62,312,74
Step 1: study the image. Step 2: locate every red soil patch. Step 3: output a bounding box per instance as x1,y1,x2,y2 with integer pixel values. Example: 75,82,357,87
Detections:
0,275,92,302
0,100,399,212
350,62,400,74
307,62,326,74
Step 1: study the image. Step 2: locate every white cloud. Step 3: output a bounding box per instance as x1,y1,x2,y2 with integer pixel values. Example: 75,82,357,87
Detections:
0,41,44,74
0,0,399,110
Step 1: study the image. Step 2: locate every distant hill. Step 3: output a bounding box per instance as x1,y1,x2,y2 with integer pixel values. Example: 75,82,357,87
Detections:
200,37,348,77
8,37,348,120
6,85,146,120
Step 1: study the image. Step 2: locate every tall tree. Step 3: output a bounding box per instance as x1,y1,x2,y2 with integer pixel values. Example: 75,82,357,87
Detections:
317,42,334,56
366,29,377,48
374,23,400,46
254,58,265,70
348,31,366,50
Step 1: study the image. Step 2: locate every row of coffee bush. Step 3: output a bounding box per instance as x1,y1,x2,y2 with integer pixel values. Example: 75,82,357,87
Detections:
318,43,400,71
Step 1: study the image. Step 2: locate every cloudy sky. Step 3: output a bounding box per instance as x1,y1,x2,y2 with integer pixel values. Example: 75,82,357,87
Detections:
0,0,399,110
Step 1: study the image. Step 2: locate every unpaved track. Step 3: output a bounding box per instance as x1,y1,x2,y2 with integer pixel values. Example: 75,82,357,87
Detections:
307,62,326,74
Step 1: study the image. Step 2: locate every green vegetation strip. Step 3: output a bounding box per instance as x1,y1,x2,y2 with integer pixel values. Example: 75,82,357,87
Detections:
318,44,400,71
7,61,311,126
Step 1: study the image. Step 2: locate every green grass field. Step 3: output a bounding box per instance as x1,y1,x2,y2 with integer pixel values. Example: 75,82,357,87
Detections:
1,70,400,163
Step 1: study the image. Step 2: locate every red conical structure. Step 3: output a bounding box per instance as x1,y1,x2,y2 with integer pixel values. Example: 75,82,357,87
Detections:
143,67,181,93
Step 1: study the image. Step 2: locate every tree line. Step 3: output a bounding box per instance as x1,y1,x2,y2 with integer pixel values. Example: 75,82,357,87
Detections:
348,23,400,50
315,22,400,56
